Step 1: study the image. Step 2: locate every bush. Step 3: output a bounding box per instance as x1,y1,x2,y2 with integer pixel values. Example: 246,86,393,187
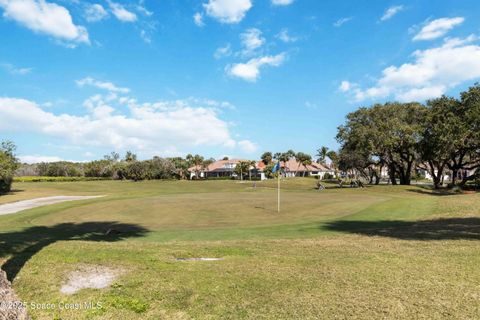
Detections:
0,176,13,193
322,173,335,180
0,143,18,193
13,176,110,182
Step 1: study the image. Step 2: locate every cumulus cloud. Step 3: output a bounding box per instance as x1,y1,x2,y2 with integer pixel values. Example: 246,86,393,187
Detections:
107,0,137,22
271,0,294,6
227,53,287,82
276,28,297,42
342,35,480,102
413,17,464,41
0,0,89,45
84,3,108,22
380,5,404,22
238,140,258,153
0,96,241,155
76,77,130,93
193,12,204,27
203,0,252,24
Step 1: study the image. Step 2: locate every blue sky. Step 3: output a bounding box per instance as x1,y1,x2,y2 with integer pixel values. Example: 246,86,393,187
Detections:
1,0,480,163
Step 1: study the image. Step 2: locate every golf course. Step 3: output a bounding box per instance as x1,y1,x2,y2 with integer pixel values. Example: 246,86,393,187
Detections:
0,179,478,319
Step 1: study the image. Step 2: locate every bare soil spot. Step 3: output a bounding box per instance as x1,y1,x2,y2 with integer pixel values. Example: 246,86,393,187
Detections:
60,265,122,295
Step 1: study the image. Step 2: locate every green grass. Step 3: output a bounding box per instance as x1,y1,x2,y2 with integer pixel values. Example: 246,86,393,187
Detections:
0,179,479,319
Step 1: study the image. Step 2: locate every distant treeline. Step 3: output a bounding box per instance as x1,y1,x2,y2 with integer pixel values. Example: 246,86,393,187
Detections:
16,154,193,181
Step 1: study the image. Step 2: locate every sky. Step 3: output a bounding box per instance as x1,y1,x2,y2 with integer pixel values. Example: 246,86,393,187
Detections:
1,0,480,163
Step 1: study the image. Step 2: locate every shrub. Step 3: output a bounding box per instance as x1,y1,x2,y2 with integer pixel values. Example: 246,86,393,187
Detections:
0,142,19,193
323,173,334,180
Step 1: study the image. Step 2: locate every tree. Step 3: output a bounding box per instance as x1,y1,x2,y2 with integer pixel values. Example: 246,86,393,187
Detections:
234,161,251,180
124,151,137,162
419,96,461,188
0,141,19,193
326,150,339,177
104,152,120,162
275,150,295,176
261,152,273,165
337,102,426,185
186,154,204,179
296,152,312,177
248,160,256,180
316,146,329,164
448,84,480,186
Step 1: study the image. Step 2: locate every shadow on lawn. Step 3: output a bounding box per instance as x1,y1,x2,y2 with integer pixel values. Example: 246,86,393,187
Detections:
0,222,148,281
324,218,480,240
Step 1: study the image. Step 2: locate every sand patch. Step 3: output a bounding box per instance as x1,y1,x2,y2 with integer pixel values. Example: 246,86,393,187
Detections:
0,196,104,215
60,265,121,295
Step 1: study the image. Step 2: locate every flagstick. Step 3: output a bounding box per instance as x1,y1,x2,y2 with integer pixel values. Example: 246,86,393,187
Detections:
277,171,280,213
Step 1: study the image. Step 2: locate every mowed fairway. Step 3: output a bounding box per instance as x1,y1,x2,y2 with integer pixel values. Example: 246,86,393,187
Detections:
0,179,479,319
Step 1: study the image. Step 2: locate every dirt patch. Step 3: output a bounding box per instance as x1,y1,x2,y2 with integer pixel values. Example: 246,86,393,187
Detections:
60,265,122,295
0,196,104,216
0,269,30,319
175,257,223,261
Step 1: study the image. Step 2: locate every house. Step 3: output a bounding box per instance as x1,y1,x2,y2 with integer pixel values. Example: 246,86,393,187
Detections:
188,159,264,180
279,159,334,178
189,158,334,180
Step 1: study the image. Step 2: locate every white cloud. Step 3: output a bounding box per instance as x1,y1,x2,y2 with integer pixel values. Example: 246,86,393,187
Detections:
271,0,294,6
276,28,297,42
227,53,286,82
345,35,480,102
395,85,446,102
76,77,130,93
238,140,258,153
193,12,204,27
339,81,352,92
136,2,152,17
84,3,108,22
0,0,89,45
0,96,243,155
214,43,232,59
333,17,352,27
203,0,252,24
19,155,66,163
107,0,137,22
240,28,265,55
413,17,465,41
380,5,404,22
1,63,32,75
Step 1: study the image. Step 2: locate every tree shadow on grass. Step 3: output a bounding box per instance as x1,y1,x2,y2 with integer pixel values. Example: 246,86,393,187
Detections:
324,218,480,240
0,222,148,281
406,188,457,196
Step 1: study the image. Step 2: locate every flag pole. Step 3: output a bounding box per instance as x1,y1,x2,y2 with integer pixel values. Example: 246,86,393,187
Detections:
277,168,280,213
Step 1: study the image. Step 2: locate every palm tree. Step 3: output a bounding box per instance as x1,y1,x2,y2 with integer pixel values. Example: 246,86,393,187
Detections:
316,146,329,164
186,154,204,179
296,152,312,177
261,152,273,165
277,150,296,177
248,160,256,180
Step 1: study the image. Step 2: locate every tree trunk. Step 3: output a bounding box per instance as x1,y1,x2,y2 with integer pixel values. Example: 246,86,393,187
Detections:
389,163,397,185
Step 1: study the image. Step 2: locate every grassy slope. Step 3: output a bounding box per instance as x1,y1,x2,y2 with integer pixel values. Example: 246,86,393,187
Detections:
0,179,479,319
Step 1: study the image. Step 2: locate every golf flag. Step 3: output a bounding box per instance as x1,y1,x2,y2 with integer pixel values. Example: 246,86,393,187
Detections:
272,162,281,213
272,162,280,173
